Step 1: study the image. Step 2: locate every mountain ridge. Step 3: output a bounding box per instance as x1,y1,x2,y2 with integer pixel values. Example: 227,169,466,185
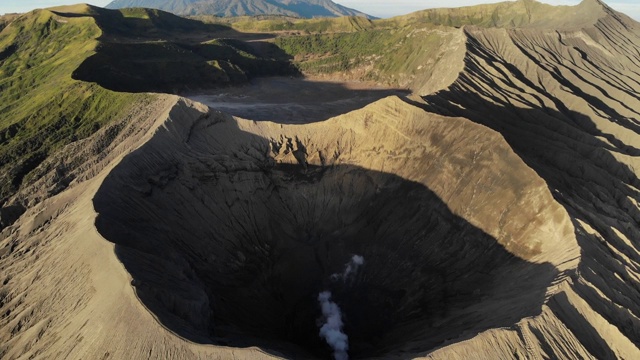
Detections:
391,0,613,29
105,0,373,19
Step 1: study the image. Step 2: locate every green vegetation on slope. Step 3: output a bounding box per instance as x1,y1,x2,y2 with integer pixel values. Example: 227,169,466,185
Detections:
276,30,390,73
380,0,535,28
91,6,231,38
0,5,304,213
208,1,555,84
69,6,297,92
221,15,374,33
266,0,600,84
197,0,576,35
74,36,296,92
274,25,446,84
0,8,146,204
377,0,604,29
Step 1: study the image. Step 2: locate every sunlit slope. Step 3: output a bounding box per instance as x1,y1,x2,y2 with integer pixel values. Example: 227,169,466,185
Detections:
218,14,374,33
0,91,581,359
272,0,624,91
0,7,146,212
419,2,640,357
275,26,466,94
268,0,640,357
385,0,607,29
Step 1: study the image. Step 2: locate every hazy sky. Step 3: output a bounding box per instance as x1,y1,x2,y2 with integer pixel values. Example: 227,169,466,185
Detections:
1,0,639,20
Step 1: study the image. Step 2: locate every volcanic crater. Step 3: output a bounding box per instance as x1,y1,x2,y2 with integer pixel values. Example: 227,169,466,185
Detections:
93,97,578,358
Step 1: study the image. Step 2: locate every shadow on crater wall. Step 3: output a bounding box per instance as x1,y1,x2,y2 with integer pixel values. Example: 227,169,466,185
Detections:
93,117,558,359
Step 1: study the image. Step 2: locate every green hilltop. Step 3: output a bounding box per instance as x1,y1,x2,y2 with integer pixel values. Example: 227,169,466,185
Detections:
0,6,144,205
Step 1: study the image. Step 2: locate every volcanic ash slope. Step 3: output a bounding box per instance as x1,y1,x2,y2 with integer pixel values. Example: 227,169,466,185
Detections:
418,0,640,358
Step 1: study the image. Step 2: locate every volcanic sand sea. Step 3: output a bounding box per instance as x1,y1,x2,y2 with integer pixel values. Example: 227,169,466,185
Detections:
184,77,409,123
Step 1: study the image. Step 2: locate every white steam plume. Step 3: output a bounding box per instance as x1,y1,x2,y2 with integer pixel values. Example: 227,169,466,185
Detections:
318,254,365,360
330,255,365,282
318,291,349,360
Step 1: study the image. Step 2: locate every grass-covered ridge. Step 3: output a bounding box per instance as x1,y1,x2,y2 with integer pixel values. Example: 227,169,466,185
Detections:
263,0,601,84
274,25,456,86
0,8,147,205
212,1,572,84
71,6,297,92
212,15,374,33
0,14,20,33
74,35,296,92
0,5,297,212
377,0,605,29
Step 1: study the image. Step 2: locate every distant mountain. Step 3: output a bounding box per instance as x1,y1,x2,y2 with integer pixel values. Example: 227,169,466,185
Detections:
104,0,373,18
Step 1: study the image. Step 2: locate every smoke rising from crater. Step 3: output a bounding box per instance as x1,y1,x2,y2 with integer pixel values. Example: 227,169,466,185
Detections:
318,255,365,360
318,291,349,360
330,255,365,283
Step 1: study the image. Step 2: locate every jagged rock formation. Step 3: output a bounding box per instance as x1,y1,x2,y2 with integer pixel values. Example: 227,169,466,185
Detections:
1,0,640,359
105,0,372,18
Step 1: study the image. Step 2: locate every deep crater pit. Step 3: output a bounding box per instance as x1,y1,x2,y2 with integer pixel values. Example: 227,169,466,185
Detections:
94,109,560,359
